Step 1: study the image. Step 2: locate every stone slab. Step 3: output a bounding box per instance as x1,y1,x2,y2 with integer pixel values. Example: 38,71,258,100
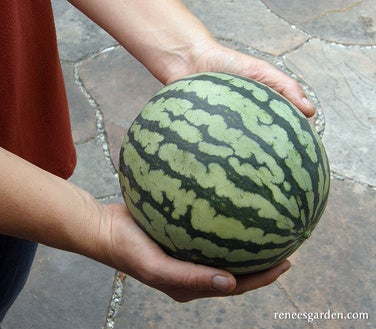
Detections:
2,245,115,329
61,62,97,144
262,0,376,45
302,0,376,45
115,276,301,329
183,0,308,55
52,0,116,61
262,0,356,25
284,39,376,186
69,139,120,198
78,47,163,168
278,178,376,329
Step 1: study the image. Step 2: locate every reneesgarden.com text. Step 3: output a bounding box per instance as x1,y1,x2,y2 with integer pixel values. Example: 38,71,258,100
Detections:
274,309,369,323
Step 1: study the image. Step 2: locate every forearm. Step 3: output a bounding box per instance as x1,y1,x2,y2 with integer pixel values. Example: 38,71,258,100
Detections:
68,0,216,83
0,148,107,262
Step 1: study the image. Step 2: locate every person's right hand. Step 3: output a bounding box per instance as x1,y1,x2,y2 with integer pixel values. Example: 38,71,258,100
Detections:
164,42,316,119
98,203,291,302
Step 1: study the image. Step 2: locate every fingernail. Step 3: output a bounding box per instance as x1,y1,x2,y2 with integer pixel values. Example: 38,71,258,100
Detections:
301,97,316,117
302,97,313,106
212,275,230,292
280,261,291,275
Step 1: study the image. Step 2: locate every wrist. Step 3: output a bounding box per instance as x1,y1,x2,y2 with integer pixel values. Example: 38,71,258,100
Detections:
77,197,115,266
162,37,219,85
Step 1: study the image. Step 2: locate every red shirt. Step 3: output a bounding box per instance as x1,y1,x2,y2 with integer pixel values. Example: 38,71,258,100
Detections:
0,1,76,179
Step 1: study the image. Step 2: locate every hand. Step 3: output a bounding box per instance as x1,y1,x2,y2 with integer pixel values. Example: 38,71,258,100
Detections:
165,43,316,118
100,204,290,302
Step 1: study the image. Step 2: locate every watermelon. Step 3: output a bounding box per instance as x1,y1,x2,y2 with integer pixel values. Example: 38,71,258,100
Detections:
118,72,330,274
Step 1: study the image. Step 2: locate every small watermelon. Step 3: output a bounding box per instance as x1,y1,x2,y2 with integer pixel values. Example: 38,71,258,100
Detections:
119,72,330,274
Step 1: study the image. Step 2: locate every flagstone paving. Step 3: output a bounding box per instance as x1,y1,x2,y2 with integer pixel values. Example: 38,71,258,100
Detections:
3,0,375,328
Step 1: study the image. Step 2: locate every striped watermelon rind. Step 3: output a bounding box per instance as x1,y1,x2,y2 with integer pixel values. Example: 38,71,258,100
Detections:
119,72,330,274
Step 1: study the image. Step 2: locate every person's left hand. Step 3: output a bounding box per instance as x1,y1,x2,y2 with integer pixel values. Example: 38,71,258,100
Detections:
97,204,290,302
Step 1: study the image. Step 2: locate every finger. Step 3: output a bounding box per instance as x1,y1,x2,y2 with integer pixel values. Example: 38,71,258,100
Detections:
152,254,237,293
279,80,316,118
247,58,316,118
232,260,291,296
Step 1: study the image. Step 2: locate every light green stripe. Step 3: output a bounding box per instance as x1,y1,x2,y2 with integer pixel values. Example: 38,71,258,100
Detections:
141,96,193,124
131,122,164,155
228,157,300,219
140,98,172,128
269,99,318,163
119,171,176,251
227,75,270,102
119,170,140,205
225,244,293,262
165,224,230,259
190,199,293,244
284,148,313,192
142,202,179,251
198,141,233,157
169,120,203,143
123,142,198,219
312,163,328,223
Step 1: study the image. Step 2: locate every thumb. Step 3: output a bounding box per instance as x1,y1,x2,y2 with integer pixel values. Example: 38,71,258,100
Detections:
278,80,316,118
146,255,291,302
148,255,237,301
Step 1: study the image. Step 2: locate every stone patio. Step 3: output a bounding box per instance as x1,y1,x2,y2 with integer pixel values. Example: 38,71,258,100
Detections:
3,1,375,328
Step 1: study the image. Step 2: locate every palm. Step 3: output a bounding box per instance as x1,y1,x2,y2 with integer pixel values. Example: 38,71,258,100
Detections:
105,204,290,302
